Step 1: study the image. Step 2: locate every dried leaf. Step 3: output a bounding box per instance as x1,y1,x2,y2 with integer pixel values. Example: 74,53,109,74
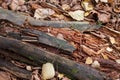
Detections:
31,4,41,10
9,0,25,11
113,4,120,13
34,8,55,19
18,0,25,6
68,10,84,21
0,72,11,80
101,53,109,59
84,11,91,16
91,60,100,68
62,4,70,10
62,77,71,80
100,0,108,3
58,73,64,79
95,0,99,3
106,47,113,52
85,57,93,64
98,13,110,23
32,70,41,80
116,59,120,64
9,0,19,11
109,36,116,44
41,63,55,80
81,0,93,11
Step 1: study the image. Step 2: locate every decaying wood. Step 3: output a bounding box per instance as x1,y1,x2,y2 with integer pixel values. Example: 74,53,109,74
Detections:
7,30,75,54
0,49,38,66
0,36,107,80
97,59,120,71
80,45,97,56
0,8,26,26
0,8,102,32
0,58,31,79
22,29,76,54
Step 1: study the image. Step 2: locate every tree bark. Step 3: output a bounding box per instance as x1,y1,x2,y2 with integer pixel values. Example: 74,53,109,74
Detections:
0,36,107,80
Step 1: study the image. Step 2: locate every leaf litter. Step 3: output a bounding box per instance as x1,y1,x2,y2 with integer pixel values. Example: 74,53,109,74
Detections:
0,0,120,80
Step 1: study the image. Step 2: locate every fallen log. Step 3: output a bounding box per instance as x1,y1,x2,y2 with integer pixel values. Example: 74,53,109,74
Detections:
7,30,76,54
0,58,31,79
0,8,102,32
22,29,76,54
0,36,107,80
0,49,38,66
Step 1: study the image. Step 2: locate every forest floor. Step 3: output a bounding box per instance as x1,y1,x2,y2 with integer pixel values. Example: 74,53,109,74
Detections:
0,0,120,80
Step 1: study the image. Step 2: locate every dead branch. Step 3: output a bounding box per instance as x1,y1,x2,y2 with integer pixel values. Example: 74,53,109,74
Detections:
0,36,107,80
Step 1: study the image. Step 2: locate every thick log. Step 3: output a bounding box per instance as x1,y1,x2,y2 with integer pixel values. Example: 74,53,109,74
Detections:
0,8,101,32
0,36,107,80
0,58,31,79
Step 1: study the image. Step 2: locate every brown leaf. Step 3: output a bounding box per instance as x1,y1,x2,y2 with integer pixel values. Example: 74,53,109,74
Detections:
62,4,70,10
0,72,11,80
98,13,111,23
34,8,55,19
9,0,19,11
69,10,85,21
31,4,41,10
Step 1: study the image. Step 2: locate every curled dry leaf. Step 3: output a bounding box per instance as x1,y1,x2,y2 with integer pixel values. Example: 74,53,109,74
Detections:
85,57,93,64
34,8,55,19
68,10,85,21
91,60,100,68
41,62,55,80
